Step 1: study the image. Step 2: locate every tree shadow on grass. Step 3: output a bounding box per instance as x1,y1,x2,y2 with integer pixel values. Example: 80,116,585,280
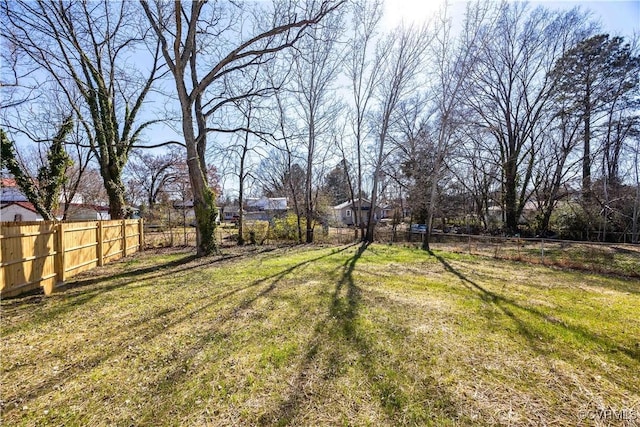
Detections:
1,245,357,418
1,245,300,311
428,250,640,373
256,243,370,425
1,245,300,335
260,243,461,426
0,253,205,337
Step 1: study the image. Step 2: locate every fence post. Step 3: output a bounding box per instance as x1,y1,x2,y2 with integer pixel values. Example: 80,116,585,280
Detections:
122,219,127,257
138,218,144,251
55,222,66,285
97,221,104,266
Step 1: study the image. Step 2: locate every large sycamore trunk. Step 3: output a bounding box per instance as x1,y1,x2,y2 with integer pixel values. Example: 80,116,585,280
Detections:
184,128,218,256
102,167,127,220
190,162,218,256
106,187,126,219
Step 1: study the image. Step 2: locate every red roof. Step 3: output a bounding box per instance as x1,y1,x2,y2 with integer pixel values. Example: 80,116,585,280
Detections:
55,203,111,215
0,201,38,213
1,178,17,187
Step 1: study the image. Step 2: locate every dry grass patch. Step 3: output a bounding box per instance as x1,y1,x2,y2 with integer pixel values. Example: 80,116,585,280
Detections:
1,243,639,426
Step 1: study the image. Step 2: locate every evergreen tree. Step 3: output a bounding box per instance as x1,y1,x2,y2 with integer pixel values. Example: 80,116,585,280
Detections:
551,34,640,201
322,160,352,205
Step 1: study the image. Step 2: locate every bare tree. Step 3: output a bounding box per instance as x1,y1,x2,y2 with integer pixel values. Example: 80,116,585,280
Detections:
345,0,384,239
262,68,307,243
632,135,640,243
60,120,97,219
526,9,594,236
141,0,343,255
417,3,488,250
365,24,431,242
2,1,166,219
286,10,345,243
233,100,258,245
463,4,587,234
530,106,583,236
126,147,183,209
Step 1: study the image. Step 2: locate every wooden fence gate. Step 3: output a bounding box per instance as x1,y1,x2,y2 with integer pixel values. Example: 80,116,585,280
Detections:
0,219,143,298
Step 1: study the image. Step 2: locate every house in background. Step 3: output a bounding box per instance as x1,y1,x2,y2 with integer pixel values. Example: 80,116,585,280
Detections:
63,204,111,220
1,178,111,221
378,202,411,224
331,198,409,227
172,199,197,224
244,197,288,221
1,179,42,221
221,205,240,222
332,198,379,227
0,201,42,222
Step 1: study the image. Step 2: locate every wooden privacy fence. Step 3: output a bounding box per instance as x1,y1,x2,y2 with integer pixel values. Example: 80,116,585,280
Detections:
1,219,143,298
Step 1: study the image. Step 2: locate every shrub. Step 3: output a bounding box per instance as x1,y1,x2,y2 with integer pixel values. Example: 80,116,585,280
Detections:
242,220,269,244
269,213,305,242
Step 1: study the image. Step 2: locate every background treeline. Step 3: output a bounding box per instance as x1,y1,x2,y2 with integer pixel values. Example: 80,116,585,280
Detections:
1,0,638,254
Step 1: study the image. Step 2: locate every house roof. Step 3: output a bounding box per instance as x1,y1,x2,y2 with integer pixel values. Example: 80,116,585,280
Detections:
246,197,287,210
60,203,110,213
1,178,17,187
173,200,194,209
0,201,38,213
224,206,240,214
333,199,372,210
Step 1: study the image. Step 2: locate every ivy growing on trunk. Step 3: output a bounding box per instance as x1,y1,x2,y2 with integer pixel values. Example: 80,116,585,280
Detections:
1,118,73,220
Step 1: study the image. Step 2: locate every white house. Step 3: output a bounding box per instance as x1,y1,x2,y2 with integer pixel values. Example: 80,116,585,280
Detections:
1,178,111,221
64,204,111,220
246,197,288,211
1,179,43,221
332,199,381,227
0,201,42,222
221,205,240,222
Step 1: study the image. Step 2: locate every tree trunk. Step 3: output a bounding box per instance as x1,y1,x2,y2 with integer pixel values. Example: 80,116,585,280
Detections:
181,108,218,256
633,139,640,244
305,119,315,244
238,172,245,246
105,180,127,219
582,82,592,202
237,112,251,246
188,154,218,256
503,156,519,234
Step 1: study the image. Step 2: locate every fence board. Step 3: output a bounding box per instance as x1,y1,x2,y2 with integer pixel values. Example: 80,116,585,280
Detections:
1,222,57,297
1,219,143,298
63,222,99,276
103,221,124,262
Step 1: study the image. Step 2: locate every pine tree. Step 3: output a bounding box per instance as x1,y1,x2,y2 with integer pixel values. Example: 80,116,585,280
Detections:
551,34,639,201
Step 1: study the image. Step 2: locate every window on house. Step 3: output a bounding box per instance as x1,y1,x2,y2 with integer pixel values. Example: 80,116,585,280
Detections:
346,209,352,217
14,214,23,222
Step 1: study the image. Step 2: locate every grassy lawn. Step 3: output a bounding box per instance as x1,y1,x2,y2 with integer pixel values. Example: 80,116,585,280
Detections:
1,244,639,426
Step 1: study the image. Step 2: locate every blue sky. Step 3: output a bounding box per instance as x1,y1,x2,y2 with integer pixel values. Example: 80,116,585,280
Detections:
384,0,639,37
541,0,639,37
